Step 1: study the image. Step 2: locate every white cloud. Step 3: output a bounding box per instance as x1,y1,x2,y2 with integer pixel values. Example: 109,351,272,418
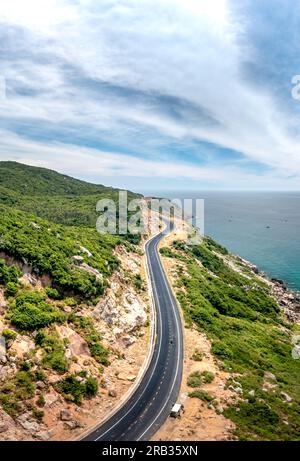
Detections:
0,0,299,188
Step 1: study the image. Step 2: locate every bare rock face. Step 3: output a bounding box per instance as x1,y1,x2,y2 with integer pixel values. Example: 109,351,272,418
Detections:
56,325,90,357
10,335,35,359
16,413,41,434
95,273,147,334
0,408,34,441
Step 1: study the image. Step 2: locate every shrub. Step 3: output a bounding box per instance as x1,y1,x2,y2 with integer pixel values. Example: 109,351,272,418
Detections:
211,342,233,360
191,349,203,361
189,390,214,402
37,332,69,374
20,361,31,371
34,369,46,382
187,371,202,388
32,407,44,420
45,287,61,300
0,259,21,285
85,377,98,397
2,328,17,341
15,371,35,399
201,370,215,384
56,374,98,405
5,281,19,297
37,394,45,407
133,274,143,291
10,291,65,330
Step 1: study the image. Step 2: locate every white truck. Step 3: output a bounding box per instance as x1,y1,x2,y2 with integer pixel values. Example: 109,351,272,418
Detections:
170,403,184,418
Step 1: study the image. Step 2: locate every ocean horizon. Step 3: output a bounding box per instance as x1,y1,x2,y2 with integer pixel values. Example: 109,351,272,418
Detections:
151,191,300,293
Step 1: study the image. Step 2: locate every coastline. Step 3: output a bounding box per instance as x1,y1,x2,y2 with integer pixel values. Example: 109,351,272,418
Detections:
237,255,300,324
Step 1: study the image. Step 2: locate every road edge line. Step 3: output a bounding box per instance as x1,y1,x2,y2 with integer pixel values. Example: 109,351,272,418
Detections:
75,230,159,441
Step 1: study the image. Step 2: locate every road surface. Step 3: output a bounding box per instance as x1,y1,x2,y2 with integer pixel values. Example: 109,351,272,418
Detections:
83,227,183,441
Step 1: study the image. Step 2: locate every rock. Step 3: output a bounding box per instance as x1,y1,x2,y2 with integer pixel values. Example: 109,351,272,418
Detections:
79,263,103,281
64,420,83,430
29,222,40,229
0,336,6,363
0,291,7,309
44,393,60,408
0,423,8,433
108,389,117,397
264,372,277,382
56,325,90,357
72,255,84,264
17,418,40,433
281,392,293,403
122,335,136,347
36,381,46,390
262,381,277,392
10,335,35,358
228,385,243,394
96,279,147,334
248,390,255,397
79,246,93,258
117,372,136,382
60,409,73,421
34,431,52,441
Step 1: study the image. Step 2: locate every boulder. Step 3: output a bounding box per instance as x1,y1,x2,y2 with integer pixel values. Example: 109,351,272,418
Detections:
264,371,277,382
281,392,293,403
64,420,83,430
108,389,117,398
79,246,93,258
56,325,90,357
60,409,72,421
10,335,35,358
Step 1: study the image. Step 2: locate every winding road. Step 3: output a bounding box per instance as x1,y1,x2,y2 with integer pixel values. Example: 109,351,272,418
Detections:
82,226,183,441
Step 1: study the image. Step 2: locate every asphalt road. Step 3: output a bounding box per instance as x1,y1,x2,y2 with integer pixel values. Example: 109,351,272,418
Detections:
83,227,183,441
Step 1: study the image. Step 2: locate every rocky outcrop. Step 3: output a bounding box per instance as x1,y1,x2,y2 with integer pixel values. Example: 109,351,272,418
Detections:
271,280,300,322
95,273,147,334
0,408,35,441
10,335,35,359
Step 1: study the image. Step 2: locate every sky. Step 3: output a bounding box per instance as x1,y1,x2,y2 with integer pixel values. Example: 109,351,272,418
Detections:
0,0,300,192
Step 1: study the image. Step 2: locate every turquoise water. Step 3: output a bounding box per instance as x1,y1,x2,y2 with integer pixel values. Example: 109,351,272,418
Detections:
163,192,300,292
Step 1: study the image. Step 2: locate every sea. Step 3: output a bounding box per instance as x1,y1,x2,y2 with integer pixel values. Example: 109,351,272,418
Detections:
155,191,300,293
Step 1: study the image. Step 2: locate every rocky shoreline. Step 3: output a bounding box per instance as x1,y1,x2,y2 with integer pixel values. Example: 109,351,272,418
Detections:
238,256,300,323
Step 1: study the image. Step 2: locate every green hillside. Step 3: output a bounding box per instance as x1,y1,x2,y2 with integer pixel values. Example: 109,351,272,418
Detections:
0,162,141,300
0,161,127,197
0,161,141,231
160,238,300,441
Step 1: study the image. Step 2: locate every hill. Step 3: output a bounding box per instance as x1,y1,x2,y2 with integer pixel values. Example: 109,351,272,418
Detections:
0,162,141,230
0,161,125,197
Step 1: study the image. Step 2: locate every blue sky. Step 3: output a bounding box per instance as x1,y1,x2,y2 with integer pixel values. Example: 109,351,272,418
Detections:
0,0,300,192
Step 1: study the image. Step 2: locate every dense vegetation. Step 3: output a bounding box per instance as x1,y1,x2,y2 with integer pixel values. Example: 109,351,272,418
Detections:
0,204,120,299
164,237,300,441
0,162,141,232
0,162,142,415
